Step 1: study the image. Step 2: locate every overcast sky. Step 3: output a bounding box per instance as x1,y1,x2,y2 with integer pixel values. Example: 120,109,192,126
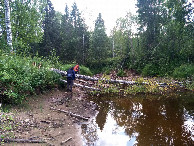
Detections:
50,0,137,34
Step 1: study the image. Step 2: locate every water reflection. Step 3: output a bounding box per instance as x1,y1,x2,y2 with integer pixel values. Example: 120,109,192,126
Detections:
82,92,194,146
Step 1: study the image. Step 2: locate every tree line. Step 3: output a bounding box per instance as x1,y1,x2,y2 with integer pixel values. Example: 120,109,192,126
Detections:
0,0,193,77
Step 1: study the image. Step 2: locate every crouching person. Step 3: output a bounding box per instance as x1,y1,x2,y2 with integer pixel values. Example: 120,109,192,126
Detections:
66,67,75,92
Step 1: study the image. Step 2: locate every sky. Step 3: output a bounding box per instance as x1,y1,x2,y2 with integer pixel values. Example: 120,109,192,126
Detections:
50,0,137,34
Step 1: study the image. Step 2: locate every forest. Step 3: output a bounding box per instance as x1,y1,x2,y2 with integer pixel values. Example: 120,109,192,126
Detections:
0,0,194,104
0,1,194,145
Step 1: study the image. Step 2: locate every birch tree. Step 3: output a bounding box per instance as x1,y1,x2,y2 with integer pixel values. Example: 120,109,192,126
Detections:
4,0,13,52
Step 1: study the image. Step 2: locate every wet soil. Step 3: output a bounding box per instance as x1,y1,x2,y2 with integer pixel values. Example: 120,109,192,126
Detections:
3,87,97,146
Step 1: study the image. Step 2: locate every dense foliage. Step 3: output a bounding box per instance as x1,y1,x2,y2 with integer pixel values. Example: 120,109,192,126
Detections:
0,50,92,104
0,51,61,104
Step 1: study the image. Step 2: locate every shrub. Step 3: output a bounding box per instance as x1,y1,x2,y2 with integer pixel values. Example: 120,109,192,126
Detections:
117,69,126,77
60,64,92,76
0,53,61,104
80,65,92,76
142,63,159,77
172,64,194,79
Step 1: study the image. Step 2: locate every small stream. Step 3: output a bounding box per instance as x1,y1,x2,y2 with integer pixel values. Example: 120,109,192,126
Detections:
81,92,194,146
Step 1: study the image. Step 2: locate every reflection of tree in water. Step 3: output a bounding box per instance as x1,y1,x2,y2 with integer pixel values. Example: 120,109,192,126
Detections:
81,99,110,145
96,101,110,130
84,94,193,145
109,96,193,145
111,98,138,137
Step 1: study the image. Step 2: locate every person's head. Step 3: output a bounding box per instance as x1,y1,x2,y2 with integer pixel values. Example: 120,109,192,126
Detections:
71,67,74,70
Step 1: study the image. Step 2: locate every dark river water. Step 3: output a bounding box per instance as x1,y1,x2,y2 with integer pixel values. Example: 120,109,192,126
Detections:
81,92,194,146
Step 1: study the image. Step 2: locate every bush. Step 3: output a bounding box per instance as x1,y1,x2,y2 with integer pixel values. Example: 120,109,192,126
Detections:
142,63,159,77
60,64,92,76
172,64,194,79
80,65,92,76
0,53,61,104
117,69,126,77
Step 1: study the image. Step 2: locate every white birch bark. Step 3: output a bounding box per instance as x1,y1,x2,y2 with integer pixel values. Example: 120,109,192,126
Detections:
4,0,13,52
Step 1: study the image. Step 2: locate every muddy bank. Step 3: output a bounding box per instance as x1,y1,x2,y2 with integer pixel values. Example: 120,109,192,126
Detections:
1,88,97,146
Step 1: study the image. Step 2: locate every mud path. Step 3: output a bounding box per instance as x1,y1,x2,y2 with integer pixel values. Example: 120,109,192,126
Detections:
4,87,97,146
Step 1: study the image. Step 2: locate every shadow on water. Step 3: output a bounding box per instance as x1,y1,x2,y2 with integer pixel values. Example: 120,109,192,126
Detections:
82,92,194,146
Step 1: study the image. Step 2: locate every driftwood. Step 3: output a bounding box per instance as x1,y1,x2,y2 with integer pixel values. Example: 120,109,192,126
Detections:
61,137,72,144
40,120,51,124
0,138,46,143
50,107,89,121
60,79,100,91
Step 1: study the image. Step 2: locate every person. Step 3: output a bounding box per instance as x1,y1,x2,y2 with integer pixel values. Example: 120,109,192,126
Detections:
66,67,75,92
73,64,80,74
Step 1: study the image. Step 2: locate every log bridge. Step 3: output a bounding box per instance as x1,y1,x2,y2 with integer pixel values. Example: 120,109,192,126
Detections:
51,68,185,91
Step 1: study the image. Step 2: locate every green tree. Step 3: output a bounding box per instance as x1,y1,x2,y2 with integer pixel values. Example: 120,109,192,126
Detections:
39,0,61,57
111,12,138,68
60,4,74,62
90,13,110,62
10,0,45,53
136,0,166,62
70,2,88,64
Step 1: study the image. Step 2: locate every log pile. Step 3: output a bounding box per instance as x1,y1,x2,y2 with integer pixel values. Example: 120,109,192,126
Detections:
52,68,137,85
52,68,185,90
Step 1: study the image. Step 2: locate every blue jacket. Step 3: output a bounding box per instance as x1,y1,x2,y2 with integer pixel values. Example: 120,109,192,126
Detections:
67,68,75,80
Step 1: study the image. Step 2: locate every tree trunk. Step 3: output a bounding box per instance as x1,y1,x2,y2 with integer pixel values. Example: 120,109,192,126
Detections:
4,0,13,52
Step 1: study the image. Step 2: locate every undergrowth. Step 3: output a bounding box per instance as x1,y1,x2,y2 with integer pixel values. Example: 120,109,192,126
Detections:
0,51,93,104
0,105,15,144
0,53,61,104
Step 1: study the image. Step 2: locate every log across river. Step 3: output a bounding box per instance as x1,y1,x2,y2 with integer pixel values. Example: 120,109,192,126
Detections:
51,68,185,91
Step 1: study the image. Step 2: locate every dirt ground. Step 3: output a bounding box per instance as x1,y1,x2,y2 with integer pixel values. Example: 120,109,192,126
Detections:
3,87,97,146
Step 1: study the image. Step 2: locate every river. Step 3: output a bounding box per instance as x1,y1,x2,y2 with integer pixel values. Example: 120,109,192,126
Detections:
81,91,194,146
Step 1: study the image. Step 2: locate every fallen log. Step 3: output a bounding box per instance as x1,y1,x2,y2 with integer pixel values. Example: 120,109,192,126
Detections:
51,68,67,76
50,107,89,121
52,68,185,88
0,138,46,143
60,79,100,91
52,68,137,85
61,137,72,144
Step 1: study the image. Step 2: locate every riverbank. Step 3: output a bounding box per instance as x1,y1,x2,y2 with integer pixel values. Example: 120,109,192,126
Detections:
0,88,97,146
1,70,193,145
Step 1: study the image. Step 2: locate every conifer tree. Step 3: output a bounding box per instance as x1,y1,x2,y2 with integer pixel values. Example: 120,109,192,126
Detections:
40,0,61,56
90,13,109,61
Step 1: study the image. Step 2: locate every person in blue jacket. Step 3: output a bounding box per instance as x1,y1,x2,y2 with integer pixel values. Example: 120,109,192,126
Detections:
66,67,75,92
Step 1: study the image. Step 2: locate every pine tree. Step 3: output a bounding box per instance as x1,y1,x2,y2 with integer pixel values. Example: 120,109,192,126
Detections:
40,0,61,57
90,13,109,61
